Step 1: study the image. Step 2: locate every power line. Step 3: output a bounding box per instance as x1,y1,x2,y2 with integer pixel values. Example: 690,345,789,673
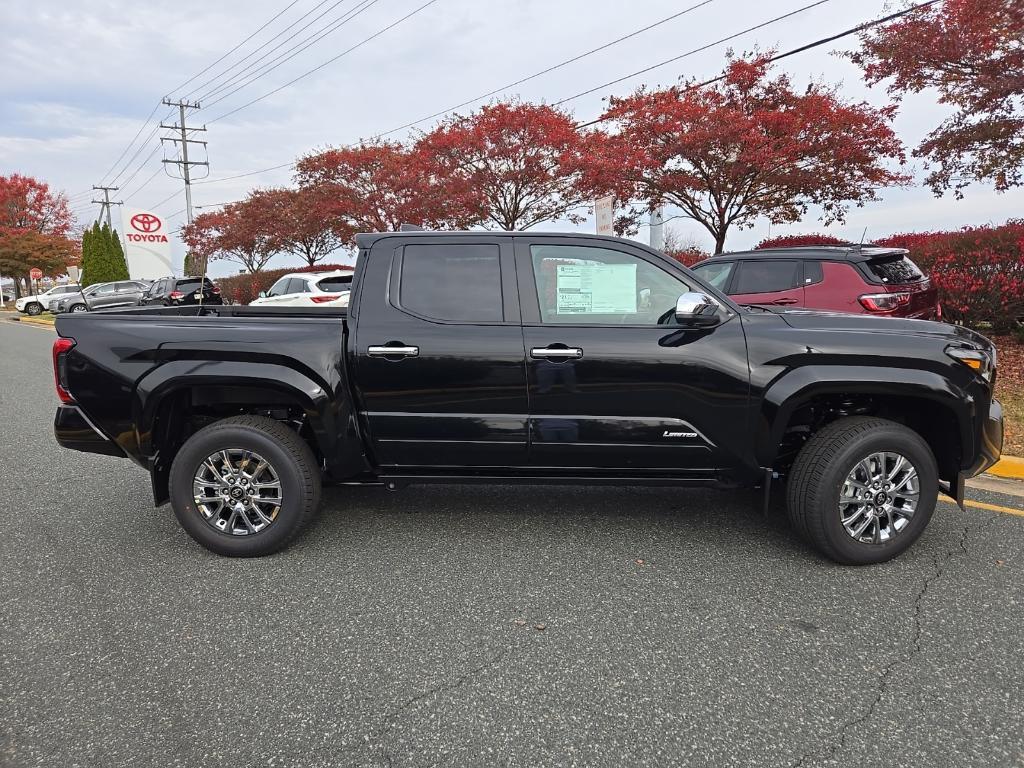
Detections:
166,0,304,96
199,0,384,109
148,188,183,211
574,0,940,126
181,0,340,101
94,1,323,193
371,0,721,140
192,0,363,104
193,0,933,191
552,0,834,107
207,0,444,124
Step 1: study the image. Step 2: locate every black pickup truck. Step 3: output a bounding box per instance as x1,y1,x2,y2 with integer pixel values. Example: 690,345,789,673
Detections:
52,232,1003,564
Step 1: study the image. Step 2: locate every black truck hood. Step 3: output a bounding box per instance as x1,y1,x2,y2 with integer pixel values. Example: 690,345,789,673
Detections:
771,309,993,350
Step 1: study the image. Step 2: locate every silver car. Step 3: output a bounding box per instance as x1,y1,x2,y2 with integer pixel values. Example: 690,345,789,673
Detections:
52,281,151,313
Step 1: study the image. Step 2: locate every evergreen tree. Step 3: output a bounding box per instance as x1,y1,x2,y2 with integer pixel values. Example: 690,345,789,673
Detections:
79,222,102,287
106,224,130,280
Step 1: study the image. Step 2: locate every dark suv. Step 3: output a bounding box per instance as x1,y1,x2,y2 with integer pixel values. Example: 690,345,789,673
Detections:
140,276,222,306
691,246,940,319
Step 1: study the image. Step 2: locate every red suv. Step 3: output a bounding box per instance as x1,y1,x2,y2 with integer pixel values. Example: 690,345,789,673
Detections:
691,246,940,320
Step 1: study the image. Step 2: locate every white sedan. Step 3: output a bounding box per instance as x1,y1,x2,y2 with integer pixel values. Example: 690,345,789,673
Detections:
15,284,81,315
249,270,353,308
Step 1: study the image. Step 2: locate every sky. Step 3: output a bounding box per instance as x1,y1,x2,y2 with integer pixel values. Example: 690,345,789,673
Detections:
2,0,1022,277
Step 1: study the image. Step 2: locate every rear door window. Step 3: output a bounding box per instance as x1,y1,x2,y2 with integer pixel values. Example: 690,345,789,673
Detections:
399,244,503,322
266,278,289,297
286,278,310,294
732,260,801,294
692,261,735,292
864,255,924,284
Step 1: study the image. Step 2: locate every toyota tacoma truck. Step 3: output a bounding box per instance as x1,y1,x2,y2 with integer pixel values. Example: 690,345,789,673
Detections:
52,232,1003,564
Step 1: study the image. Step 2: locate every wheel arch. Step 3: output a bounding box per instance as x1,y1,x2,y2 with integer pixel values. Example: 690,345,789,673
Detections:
135,360,368,504
759,366,972,488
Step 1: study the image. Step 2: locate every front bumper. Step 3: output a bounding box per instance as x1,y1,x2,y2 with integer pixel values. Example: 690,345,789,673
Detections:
54,405,126,458
966,398,1004,478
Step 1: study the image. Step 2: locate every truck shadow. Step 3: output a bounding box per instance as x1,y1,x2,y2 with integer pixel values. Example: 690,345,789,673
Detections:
314,482,806,560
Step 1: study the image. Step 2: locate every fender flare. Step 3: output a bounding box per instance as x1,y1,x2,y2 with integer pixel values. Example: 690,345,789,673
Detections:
133,359,365,478
756,365,974,469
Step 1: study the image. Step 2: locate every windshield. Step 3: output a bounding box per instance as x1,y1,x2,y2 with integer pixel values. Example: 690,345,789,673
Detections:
317,276,353,292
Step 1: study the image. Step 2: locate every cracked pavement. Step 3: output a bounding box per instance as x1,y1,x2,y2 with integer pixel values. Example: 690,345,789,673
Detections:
2,320,1023,768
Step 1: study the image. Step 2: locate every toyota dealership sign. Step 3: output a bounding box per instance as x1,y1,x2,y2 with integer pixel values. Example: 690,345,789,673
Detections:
121,208,172,279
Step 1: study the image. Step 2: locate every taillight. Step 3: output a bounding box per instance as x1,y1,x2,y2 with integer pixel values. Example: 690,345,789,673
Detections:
310,294,342,304
211,285,221,294
169,290,184,300
52,336,76,404
858,292,911,312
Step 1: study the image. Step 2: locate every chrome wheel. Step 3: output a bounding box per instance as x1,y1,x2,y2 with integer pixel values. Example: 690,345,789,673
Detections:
839,452,919,545
192,449,283,536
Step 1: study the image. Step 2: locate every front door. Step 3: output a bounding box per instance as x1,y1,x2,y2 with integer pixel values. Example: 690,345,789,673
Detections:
354,237,528,469
515,237,750,473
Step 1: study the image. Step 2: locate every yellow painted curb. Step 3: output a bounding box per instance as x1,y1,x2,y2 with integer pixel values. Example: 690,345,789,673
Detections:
988,456,1024,481
15,316,56,328
942,496,1024,517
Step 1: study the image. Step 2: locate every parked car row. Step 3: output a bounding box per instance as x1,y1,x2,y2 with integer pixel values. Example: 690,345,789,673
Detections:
15,284,81,315
13,277,224,315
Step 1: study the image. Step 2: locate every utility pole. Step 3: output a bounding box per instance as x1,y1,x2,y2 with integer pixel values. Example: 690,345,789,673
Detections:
649,207,665,252
160,98,208,226
91,185,122,227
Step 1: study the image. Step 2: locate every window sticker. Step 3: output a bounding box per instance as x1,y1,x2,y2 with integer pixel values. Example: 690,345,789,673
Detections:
555,263,637,314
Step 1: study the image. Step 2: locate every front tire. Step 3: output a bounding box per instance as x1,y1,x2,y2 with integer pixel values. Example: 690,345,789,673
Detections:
70,303,87,313
25,302,42,316
786,417,938,565
169,416,321,556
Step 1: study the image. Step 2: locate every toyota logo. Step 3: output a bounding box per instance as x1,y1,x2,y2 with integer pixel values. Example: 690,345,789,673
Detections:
130,213,162,233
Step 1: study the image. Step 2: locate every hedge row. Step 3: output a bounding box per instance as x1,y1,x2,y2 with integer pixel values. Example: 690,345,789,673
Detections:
754,223,1024,332
215,263,354,305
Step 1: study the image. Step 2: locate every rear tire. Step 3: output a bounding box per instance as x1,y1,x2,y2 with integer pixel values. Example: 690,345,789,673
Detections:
25,302,42,316
786,417,938,565
169,416,321,557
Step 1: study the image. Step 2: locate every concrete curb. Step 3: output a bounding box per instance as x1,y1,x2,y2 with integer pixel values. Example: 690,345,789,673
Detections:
989,455,1024,481
11,316,56,328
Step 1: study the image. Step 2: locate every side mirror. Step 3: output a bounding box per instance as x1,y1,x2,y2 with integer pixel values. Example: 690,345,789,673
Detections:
674,292,722,327
258,291,268,299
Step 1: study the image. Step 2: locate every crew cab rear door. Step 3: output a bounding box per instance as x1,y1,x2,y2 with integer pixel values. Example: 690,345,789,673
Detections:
515,236,750,472
353,236,528,468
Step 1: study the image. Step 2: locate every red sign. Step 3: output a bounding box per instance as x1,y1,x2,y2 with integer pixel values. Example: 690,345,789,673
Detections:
130,213,162,233
29,268,42,280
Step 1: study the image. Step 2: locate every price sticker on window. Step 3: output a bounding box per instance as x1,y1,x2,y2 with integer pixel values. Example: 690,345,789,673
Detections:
556,263,637,314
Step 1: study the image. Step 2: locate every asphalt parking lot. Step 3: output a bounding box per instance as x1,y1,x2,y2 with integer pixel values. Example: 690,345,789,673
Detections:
2,318,1023,768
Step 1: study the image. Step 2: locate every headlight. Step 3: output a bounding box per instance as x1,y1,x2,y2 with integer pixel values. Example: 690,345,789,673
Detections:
945,345,994,382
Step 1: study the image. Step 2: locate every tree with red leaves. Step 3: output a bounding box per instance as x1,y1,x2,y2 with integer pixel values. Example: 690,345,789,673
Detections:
850,0,1024,196
295,140,478,235
586,56,909,254
0,173,77,297
181,201,277,274
248,187,349,267
416,102,597,231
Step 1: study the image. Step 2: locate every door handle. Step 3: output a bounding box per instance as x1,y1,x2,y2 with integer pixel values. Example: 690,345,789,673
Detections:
772,298,798,305
530,346,583,359
367,345,419,358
